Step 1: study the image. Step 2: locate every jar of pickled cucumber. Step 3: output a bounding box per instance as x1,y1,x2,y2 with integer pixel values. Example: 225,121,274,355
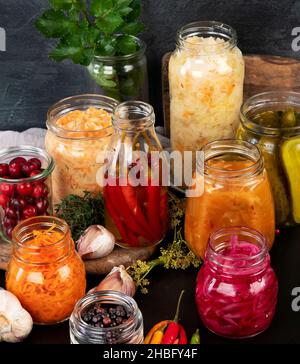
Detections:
237,91,300,227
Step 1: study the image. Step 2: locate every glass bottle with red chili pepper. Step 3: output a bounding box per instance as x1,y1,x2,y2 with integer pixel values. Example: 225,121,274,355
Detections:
103,101,168,248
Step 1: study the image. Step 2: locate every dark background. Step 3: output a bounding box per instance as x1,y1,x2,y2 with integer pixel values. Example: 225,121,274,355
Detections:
0,0,299,131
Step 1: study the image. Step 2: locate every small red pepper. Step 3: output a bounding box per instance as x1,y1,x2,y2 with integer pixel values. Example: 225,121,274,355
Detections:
178,324,188,344
147,185,163,240
162,290,185,344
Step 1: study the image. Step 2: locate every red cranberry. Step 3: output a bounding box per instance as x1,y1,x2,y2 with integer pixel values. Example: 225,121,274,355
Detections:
42,185,49,197
17,197,27,210
35,198,49,214
29,170,42,178
23,205,37,219
0,193,9,208
10,157,26,165
17,182,33,196
0,182,14,196
5,207,17,220
5,226,14,238
8,162,22,178
28,158,42,170
21,162,31,177
0,163,9,177
3,216,16,228
32,184,44,198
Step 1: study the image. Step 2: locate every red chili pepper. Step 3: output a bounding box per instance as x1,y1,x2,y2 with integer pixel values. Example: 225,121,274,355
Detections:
120,176,155,240
147,185,163,240
178,324,188,344
162,290,185,344
104,186,139,246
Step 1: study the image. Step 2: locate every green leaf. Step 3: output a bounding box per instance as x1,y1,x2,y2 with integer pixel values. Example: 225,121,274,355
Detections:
117,34,138,55
96,36,117,56
95,13,124,34
35,9,77,38
119,6,132,16
49,0,74,10
126,0,142,22
120,21,144,35
50,39,94,65
90,0,113,17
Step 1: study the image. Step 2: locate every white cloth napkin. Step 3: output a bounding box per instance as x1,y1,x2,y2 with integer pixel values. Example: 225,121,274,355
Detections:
0,127,170,150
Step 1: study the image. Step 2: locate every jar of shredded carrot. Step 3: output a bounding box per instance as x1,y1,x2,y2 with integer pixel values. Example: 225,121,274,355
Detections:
45,94,118,205
6,216,86,324
185,140,275,259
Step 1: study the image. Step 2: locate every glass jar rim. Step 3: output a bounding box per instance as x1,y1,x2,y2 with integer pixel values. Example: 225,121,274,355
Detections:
113,101,155,130
207,226,268,268
93,36,146,62
0,146,54,184
12,216,70,250
177,21,237,51
70,290,141,342
200,139,263,179
240,91,300,136
47,94,118,140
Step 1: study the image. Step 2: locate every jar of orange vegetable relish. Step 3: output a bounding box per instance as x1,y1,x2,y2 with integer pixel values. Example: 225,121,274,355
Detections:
46,94,118,205
6,216,86,324
185,140,275,259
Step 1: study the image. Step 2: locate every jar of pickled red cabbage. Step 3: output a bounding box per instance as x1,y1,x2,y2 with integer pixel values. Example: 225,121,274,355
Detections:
6,216,86,324
185,140,275,259
103,101,168,248
237,91,300,227
196,226,278,338
46,94,118,205
169,21,244,153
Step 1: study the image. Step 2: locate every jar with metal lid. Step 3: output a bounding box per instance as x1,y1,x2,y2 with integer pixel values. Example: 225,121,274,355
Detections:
69,290,144,344
6,216,86,324
169,21,244,153
196,226,278,338
237,91,300,227
185,140,275,259
0,146,54,241
45,94,118,205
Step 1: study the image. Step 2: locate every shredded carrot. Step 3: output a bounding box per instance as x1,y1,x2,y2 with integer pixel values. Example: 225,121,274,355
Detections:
6,224,86,324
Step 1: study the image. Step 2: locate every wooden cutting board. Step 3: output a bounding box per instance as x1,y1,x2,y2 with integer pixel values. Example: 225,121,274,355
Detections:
162,53,300,137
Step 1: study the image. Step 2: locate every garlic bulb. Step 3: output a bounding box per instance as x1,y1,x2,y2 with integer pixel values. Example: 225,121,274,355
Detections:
0,289,33,343
96,265,136,297
77,225,115,260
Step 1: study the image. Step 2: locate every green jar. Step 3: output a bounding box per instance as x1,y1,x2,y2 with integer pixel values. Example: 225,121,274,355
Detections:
237,91,300,227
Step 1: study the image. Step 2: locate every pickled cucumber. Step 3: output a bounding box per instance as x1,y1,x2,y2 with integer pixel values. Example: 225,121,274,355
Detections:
281,136,300,223
260,139,290,225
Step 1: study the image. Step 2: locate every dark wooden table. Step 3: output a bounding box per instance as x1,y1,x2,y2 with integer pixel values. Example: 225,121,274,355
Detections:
1,225,300,344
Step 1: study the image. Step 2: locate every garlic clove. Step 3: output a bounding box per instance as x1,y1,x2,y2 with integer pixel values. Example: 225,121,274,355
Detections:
95,265,136,297
0,289,33,343
77,225,115,260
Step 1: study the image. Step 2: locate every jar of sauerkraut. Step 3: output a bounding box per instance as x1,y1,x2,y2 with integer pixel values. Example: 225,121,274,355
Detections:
46,95,118,205
169,21,244,153
196,226,278,338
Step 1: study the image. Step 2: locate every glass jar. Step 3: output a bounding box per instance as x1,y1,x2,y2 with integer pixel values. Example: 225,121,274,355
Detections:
69,290,144,344
46,94,118,205
0,146,54,241
169,21,244,153
185,140,275,259
87,36,148,102
196,226,278,339
103,101,168,248
6,216,86,324
237,91,300,227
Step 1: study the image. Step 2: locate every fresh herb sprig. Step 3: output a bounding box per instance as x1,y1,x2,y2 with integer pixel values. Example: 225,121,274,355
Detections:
127,192,202,294
35,0,145,66
55,191,105,241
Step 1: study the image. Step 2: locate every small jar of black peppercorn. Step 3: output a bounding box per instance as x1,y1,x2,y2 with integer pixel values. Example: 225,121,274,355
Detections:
69,290,144,344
